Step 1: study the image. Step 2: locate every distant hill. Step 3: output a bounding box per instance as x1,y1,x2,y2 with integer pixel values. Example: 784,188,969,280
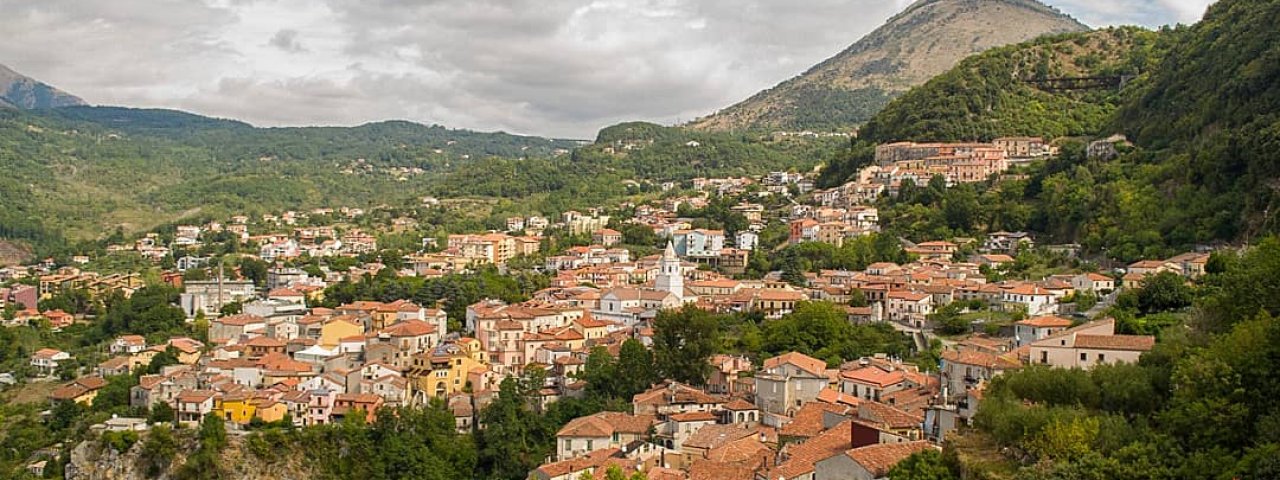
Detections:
0,63,87,109
688,0,1087,132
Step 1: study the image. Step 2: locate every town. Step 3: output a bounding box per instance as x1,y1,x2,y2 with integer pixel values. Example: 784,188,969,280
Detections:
0,137,1215,480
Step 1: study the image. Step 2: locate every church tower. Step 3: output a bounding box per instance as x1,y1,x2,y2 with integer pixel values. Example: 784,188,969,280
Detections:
655,240,684,299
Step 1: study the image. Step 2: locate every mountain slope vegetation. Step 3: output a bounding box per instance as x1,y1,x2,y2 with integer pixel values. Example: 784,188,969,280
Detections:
688,0,1087,132
860,27,1167,142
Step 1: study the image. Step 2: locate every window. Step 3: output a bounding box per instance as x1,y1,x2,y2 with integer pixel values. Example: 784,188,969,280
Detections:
586,440,593,451
1098,353,1106,362
1080,352,1087,361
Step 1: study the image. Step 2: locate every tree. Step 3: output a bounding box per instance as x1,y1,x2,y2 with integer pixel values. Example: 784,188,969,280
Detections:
616,339,658,397
145,346,181,375
847,289,868,308
652,305,721,384
238,257,269,287
140,425,177,477
1136,271,1192,314
150,402,175,425
888,449,958,480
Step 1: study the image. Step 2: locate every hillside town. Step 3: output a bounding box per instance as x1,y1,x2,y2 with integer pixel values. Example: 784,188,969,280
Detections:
0,137,1219,480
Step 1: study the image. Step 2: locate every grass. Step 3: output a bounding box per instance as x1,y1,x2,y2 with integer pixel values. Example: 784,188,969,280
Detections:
948,429,1022,479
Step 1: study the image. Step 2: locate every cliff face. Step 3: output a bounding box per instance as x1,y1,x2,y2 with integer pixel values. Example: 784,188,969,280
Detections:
66,435,315,480
688,0,1088,132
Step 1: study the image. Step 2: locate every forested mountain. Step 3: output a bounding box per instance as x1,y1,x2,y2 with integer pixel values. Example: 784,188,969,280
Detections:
0,108,838,259
687,0,1087,132
859,27,1168,142
0,64,86,109
0,106,582,255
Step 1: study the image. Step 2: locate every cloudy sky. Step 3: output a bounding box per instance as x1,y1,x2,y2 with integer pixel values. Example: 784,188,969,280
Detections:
0,0,1214,138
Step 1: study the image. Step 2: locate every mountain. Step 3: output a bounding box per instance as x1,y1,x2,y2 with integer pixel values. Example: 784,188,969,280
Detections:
0,63,87,109
688,0,1087,132
859,26,1166,143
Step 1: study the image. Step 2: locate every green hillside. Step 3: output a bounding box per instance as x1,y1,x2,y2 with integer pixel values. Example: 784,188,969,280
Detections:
0,111,839,259
860,27,1167,142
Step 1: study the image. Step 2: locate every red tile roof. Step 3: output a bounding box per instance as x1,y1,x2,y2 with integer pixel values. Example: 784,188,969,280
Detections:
843,441,934,477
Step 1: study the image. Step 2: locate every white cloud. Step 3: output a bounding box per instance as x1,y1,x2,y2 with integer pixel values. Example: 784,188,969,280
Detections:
0,0,1215,138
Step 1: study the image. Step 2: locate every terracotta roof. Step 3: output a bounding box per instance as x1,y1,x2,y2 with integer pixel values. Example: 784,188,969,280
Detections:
268,287,303,297
380,319,437,337
683,424,761,450
670,411,718,423
633,382,726,407
815,388,861,407
33,348,65,359
840,366,907,388
722,399,757,411
689,459,757,480
557,412,655,438
216,313,266,326
843,441,934,477
763,352,827,377
1073,334,1155,351
941,349,1020,369
766,420,852,479
243,336,287,348
781,402,848,438
857,402,922,430
1016,315,1073,328
177,390,216,403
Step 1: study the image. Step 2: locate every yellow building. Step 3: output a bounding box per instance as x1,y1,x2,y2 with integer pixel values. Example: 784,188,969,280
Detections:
411,338,488,399
214,394,290,425
214,393,257,424
320,318,365,348
253,400,288,423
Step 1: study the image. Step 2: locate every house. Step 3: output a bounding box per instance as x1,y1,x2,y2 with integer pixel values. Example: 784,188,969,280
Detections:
1001,284,1056,316
1013,315,1074,347
49,376,108,405
210,314,268,343
167,337,206,364
592,229,623,247
885,291,932,327
555,411,656,460
96,356,134,377
839,366,911,402
1029,318,1155,369
813,441,935,480
972,254,1015,268
110,335,148,355
408,339,488,401
176,390,217,426
1071,273,1115,293
940,349,1021,401
333,393,384,424
31,348,71,374
632,381,727,417
706,355,753,394
755,352,831,418
983,231,1033,254
672,229,726,260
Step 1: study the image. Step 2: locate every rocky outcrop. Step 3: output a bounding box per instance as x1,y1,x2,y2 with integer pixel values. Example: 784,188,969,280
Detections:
66,433,315,480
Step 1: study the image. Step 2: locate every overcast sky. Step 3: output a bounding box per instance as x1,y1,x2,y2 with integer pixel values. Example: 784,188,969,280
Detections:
0,0,1214,138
